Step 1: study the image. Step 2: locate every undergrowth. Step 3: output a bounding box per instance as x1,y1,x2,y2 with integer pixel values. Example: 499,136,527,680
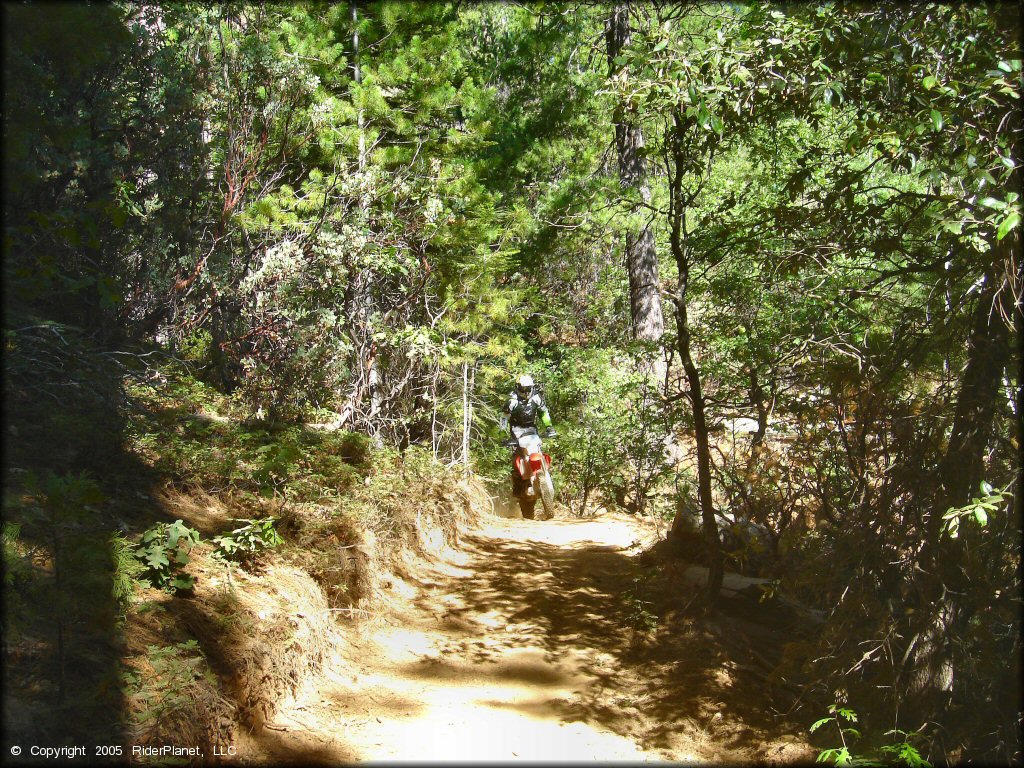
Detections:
124,361,371,502
3,322,479,753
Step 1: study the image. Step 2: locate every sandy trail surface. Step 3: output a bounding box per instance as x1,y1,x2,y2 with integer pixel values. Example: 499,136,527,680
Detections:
245,510,810,764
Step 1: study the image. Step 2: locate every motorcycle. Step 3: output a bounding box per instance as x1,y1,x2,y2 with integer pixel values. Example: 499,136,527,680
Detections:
500,420,556,520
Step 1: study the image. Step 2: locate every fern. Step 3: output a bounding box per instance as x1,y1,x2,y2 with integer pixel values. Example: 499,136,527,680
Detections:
110,532,145,607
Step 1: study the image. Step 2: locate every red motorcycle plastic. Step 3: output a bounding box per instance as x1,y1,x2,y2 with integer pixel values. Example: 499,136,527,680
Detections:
506,434,555,520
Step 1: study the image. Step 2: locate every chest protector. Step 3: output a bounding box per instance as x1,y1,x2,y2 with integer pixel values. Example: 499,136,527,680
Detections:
509,394,541,427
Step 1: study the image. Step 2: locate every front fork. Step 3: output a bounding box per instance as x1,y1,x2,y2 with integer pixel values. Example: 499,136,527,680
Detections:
516,444,540,499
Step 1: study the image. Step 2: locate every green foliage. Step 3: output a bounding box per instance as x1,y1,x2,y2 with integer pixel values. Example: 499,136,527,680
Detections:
212,517,283,567
177,330,213,363
941,481,1012,539
811,704,932,767
125,362,371,500
5,2,1019,760
3,467,127,737
623,570,659,633
23,470,106,523
876,732,932,768
537,348,672,515
2,522,30,587
14,471,118,622
135,520,200,594
122,640,215,725
110,532,145,607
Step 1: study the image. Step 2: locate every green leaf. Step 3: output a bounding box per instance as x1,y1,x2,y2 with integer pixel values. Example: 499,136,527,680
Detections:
996,211,1020,240
811,717,831,732
146,551,169,569
930,109,943,132
835,707,857,722
922,75,938,90
973,507,988,526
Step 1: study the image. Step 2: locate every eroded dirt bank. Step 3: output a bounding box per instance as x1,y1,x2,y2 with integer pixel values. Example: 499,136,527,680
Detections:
242,511,814,764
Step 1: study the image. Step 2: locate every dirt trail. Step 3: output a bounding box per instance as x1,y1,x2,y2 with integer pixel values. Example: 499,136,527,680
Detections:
246,510,812,764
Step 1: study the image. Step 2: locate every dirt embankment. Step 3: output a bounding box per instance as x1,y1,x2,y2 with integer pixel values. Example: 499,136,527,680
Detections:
238,508,815,764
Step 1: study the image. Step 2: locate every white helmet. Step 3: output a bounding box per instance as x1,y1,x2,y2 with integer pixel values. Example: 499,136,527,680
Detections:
515,374,535,399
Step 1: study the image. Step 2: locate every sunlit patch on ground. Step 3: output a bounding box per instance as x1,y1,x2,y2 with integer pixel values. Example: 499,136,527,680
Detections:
257,509,809,763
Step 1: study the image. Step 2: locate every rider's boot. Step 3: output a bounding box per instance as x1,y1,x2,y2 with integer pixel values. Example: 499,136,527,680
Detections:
511,471,527,498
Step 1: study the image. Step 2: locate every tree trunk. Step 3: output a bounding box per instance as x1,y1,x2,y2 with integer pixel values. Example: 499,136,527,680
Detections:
461,361,474,468
1014,236,1023,560
907,249,1013,720
606,4,664,345
350,1,381,435
665,113,722,606
741,320,770,453
675,295,724,607
209,299,232,389
937,263,1012,513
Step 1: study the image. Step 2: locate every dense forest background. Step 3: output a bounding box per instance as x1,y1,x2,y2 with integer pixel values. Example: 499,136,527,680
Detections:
3,1,1021,763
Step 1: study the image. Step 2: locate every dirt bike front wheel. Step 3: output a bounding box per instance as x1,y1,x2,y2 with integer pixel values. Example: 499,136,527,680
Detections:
537,464,555,519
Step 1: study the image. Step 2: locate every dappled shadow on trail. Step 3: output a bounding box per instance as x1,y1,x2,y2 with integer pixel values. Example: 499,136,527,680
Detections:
241,725,357,765
380,516,799,759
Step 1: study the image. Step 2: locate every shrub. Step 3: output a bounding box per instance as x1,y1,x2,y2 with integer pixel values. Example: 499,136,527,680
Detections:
212,517,283,570
135,519,200,593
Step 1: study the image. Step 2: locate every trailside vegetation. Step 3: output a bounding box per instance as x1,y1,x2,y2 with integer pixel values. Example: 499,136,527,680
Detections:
3,1,1020,763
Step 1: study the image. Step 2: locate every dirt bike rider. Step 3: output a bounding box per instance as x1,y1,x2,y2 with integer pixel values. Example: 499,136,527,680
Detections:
506,374,556,498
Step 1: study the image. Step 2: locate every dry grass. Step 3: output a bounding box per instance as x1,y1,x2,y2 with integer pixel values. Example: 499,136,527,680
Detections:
123,594,236,758
119,459,492,749
277,469,487,617
279,503,376,610
154,483,281,537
